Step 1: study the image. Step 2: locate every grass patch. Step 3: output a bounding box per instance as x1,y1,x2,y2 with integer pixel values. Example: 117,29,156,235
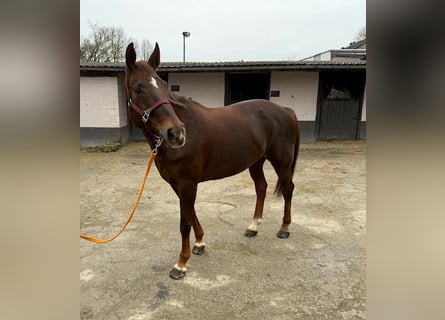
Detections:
81,142,122,153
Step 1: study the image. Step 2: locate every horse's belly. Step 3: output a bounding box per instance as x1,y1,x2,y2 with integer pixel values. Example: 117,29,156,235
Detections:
201,163,249,181
200,150,262,182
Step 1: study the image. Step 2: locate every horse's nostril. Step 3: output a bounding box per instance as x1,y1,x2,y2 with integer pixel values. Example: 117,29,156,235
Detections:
167,128,175,140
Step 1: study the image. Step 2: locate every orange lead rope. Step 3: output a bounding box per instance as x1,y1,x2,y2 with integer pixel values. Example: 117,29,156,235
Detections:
80,150,157,244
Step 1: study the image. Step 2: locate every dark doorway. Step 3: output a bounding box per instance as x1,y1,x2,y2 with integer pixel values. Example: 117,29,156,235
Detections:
316,71,366,140
225,73,270,105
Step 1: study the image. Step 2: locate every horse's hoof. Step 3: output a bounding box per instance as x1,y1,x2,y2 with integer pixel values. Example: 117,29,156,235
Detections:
192,245,205,255
244,229,258,237
169,267,186,280
277,230,290,239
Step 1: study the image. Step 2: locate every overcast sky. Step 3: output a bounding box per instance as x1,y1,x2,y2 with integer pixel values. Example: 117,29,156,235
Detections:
80,0,365,62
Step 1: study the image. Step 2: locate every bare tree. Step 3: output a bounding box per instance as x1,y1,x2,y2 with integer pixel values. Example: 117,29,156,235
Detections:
80,25,110,62
80,23,154,63
139,39,153,60
80,23,132,62
109,27,127,62
127,38,154,61
353,26,366,41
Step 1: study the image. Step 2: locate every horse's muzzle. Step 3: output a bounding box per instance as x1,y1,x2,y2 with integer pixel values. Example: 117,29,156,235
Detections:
166,125,186,148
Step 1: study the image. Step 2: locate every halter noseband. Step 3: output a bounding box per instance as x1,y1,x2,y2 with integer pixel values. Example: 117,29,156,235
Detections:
127,98,171,123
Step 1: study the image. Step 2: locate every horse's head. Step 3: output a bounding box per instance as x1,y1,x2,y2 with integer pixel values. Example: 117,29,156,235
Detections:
125,42,186,149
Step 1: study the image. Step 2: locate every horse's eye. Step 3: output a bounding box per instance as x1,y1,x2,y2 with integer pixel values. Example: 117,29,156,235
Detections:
135,87,142,94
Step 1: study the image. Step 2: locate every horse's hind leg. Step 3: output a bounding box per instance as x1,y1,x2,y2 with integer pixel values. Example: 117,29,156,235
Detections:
245,158,267,237
271,163,294,239
192,215,206,255
277,178,294,239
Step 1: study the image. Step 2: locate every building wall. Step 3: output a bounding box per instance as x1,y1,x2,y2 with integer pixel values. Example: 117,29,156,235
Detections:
359,86,366,139
80,76,128,147
168,71,319,121
79,70,365,146
270,71,319,120
303,51,331,61
361,87,366,121
117,74,128,127
269,71,319,142
168,72,225,107
80,77,121,127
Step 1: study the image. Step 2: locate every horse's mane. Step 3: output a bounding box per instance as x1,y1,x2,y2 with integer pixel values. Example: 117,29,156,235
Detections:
168,92,204,109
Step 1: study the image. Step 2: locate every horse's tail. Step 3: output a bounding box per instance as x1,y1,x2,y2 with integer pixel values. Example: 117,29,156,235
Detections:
274,120,300,197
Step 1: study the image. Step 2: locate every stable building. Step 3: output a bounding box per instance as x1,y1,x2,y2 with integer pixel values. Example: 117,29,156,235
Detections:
80,57,366,147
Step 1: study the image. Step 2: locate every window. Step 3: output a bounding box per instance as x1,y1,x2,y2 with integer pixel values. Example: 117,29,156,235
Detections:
270,90,280,97
171,85,180,92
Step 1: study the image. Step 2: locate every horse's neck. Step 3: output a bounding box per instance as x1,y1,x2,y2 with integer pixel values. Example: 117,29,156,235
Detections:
170,94,216,127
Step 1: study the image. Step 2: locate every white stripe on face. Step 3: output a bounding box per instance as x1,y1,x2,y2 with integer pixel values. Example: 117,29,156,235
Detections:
247,218,263,231
150,76,159,88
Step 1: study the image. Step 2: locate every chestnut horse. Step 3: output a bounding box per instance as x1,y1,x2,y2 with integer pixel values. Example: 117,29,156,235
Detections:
125,42,299,279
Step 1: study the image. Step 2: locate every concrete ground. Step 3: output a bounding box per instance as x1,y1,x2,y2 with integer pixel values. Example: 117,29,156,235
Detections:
80,140,366,320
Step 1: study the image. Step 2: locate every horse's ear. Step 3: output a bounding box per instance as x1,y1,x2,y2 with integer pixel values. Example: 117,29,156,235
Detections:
126,43,136,70
148,42,160,70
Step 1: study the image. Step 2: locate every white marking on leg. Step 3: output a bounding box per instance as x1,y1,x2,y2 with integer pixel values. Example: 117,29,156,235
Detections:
248,218,262,231
174,263,187,272
150,76,159,88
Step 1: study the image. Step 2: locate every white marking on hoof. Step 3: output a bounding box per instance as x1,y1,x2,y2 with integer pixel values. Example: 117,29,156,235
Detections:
80,269,94,282
150,76,159,88
248,218,263,231
194,241,206,247
174,263,187,272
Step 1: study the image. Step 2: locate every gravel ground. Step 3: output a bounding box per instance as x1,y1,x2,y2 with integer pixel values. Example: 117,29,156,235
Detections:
80,140,366,320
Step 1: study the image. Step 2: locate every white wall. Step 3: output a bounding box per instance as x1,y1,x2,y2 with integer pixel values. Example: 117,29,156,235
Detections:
361,87,366,121
168,72,225,107
80,77,124,128
270,71,319,121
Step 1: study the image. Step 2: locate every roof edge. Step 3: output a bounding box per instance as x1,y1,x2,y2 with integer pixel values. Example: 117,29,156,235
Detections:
80,60,366,74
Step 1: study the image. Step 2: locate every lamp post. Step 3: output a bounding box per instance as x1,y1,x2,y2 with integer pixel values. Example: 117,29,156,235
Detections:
182,31,190,62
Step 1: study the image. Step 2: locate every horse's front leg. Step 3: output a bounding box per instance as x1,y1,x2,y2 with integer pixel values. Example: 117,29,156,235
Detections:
169,182,197,280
